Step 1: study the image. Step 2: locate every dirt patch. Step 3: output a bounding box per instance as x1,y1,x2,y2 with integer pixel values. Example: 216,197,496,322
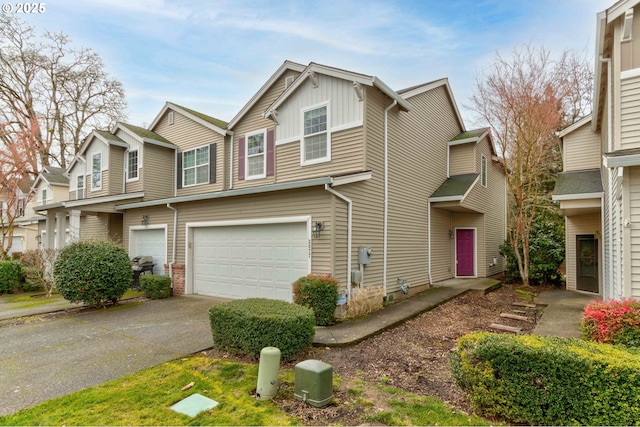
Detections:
204,283,545,425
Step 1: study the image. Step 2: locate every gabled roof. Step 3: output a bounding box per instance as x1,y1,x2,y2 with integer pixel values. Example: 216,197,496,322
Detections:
552,169,603,200
30,166,69,192
429,173,479,201
448,127,498,157
557,114,592,138
148,102,228,136
77,129,127,157
399,78,465,131
116,122,175,148
227,60,306,130
262,62,412,120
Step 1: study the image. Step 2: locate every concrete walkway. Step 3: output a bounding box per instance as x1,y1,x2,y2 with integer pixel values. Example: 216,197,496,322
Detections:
533,289,599,338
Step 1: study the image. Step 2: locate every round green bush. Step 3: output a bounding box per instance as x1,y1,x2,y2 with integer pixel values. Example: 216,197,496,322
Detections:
139,275,172,299
0,261,24,294
53,240,132,307
293,274,339,326
209,298,315,360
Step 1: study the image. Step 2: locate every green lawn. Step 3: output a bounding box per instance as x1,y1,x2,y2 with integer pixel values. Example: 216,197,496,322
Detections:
0,356,495,426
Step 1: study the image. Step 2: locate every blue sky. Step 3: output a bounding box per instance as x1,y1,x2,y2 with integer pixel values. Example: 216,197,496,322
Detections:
20,0,611,128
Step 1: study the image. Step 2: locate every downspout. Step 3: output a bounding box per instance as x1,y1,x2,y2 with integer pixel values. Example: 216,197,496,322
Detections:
229,131,235,190
166,203,178,289
325,184,352,302
383,100,397,297
600,55,613,300
427,200,434,286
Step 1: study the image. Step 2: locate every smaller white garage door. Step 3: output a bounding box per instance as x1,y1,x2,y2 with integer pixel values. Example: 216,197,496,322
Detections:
130,228,166,275
192,222,309,302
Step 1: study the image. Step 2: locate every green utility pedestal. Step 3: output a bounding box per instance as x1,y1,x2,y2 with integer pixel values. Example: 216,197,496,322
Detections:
294,359,333,408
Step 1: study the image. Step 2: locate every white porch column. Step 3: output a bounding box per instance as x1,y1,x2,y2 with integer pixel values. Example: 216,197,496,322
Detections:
69,210,81,243
45,212,56,249
55,212,67,249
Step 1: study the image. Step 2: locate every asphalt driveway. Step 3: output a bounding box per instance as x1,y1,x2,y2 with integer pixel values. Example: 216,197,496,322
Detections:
0,295,223,416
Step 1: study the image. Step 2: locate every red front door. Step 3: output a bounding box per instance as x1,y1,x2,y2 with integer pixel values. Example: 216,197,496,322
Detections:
456,229,475,276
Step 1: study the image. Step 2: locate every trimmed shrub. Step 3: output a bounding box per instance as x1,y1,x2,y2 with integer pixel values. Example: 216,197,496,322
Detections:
581,298,640,347
0,261,24,294
21,266,45,292
451,332,640,425
139,275,172,299
53,240,132,307
292,274,339,326
209,298,315,360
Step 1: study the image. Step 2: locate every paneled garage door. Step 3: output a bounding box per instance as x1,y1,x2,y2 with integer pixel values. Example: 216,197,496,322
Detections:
192,222,309,302
130,228,166,275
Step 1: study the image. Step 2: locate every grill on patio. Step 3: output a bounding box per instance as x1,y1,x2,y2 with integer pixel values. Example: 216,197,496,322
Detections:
131,256,155,289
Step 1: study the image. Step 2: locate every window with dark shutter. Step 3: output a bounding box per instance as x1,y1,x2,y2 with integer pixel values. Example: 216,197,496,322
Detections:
209,143,216,184
266,129,275,176
238,136,245,180
176,152,182,189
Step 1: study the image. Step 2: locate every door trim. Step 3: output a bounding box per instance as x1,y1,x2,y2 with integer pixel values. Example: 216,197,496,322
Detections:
454,227,477,278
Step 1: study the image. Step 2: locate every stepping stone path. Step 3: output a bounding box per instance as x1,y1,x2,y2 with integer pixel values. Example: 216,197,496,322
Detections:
489,300,541,334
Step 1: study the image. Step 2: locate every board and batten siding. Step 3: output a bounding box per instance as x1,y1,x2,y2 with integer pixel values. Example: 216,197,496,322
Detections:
565,213,601,292
449,143,475,176
563,122,601,172
142,144,175,200
153,109,225,196
387,85,463,289
231,70,300,190
620,74,640,151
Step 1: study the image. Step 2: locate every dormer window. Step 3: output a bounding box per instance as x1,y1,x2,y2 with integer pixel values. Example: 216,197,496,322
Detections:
127,150,139,181
302,104,330,165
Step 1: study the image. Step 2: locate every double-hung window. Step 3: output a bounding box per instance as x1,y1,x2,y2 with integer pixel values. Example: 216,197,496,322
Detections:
302,104,329,165
246,130,266,179
481,154,488,187
127,150,139,181
77,175,84,199
92,153,102,190
183,146,209,186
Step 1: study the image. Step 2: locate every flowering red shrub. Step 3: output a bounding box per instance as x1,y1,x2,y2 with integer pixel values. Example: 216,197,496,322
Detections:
581,298,640,346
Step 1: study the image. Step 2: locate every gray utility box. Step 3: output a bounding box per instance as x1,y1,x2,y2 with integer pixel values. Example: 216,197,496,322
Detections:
294,359,334,408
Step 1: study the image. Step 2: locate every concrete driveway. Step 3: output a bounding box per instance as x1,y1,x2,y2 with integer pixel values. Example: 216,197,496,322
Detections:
0,295,223,416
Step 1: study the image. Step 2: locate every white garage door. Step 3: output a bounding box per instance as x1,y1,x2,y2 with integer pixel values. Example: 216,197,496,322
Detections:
130,228,166,275
192,222,309,302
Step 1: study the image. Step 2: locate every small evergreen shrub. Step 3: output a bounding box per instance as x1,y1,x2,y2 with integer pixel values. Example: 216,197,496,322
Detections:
451,332,640,425
139,275,172,299
581,298,640,347
292,274,339,325
209,298,315,360
53,240,132,307
21,266,45,292
0,261,24,294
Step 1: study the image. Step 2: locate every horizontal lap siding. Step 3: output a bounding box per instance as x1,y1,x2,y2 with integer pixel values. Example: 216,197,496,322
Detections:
143,144,175,200
88,170,109,199
449,143,475,175
387,86,462,289
153,110,225,196
276,126,364,182
80,214,109,241
109,148,125,195
565,213,601,291
621,75,640,150
563,123,601,171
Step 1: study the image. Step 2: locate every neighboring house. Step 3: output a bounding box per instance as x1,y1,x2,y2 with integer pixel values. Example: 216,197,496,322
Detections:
554,0,640,299
10,178,40,255
35,60,507,303
30,166,69,250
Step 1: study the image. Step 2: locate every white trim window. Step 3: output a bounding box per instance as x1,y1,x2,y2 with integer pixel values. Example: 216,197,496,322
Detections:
76,175,84,200
127,149,139,181
41,189,48,205
246,129,266,179
481,154,488,188
301,104,330,165
183,145,209,187
92,153,102,190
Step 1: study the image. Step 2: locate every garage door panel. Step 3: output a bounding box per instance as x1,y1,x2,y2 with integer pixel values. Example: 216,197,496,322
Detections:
192,222,308,302
131,229,166,275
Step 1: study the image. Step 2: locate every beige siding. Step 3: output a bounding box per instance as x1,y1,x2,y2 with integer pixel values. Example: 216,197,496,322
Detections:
142,144,175,200
451,213,485,277
620,5,640,71
429,207,454,281
629,167,640,297
449,143,475,176
125,168,143,194
620,74,640,150
80,214,110,241
88,170,109,198
153,109,225,196
276,126,365,182
564,122,602,171
565,213,601,292
109,147,125,195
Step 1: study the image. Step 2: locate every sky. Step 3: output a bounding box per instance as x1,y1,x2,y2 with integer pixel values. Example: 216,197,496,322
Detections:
17,0,613,129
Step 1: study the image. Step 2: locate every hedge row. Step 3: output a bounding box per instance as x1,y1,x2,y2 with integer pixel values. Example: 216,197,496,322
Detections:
0,261,24,294
139,275,171,299
451,332,640,425
209,298,315,360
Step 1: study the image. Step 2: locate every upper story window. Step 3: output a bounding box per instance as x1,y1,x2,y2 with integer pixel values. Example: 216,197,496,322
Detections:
76,175,84,200
246,129,266,179
17,198,25,217
127,150,139,181
41,189,47,204
183,145,209,187
481,154,488,187
302,104,330,165
92,153,102,190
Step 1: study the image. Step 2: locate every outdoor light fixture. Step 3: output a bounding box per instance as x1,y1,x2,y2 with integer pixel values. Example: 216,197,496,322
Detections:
449,229,454,239
312,221,324,238
141,215,149,226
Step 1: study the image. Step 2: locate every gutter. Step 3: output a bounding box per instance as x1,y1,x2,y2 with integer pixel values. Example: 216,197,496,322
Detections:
325,183,353,302
166,203,178,287
383,100,397,297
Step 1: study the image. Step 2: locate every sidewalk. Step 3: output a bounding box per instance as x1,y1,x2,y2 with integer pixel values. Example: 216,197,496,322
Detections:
532,289,598,338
